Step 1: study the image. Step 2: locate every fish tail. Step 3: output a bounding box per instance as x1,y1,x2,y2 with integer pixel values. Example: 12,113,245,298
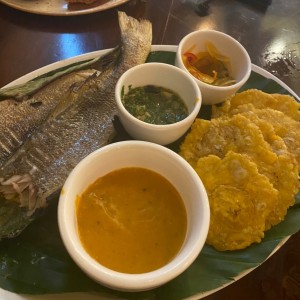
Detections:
118,11,152,37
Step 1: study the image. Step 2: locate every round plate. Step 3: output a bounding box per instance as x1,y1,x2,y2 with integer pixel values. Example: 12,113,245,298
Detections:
0,0,129,16
0,45,299,300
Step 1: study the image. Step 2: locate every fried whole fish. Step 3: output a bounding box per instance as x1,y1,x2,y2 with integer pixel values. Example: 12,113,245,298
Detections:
0,46,120,167
0,11,152,239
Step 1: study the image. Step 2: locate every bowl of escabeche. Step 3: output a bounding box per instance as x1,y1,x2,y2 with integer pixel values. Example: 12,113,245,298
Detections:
58,140,210,292
175,30,251,105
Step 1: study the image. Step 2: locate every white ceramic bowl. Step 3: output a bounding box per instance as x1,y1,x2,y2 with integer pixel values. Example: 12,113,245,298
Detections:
58,140,210,292
115,62,201,145
175,30,251,105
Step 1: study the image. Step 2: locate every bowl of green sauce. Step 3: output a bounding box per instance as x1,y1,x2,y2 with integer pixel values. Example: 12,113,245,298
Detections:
115,62,202,145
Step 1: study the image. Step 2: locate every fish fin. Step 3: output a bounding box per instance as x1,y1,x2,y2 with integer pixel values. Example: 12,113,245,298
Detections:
118,11,152,43
47,46,122,120
47,72,100,120
91,46,122,71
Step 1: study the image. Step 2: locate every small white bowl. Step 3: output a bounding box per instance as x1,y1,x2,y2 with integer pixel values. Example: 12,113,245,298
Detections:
175,30,251,105
115,62,201,145
58,140,209,292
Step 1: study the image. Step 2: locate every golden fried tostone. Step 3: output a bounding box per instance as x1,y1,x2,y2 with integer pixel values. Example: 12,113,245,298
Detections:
180,114,278,169
215,103,300,169
196,151,278,251
182,89,299,251
180,114,299,234
212,89,300,121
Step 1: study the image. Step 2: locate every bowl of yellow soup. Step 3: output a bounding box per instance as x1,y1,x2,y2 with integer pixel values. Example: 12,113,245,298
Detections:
175,30,251,105
115,62,202,145
58,140,209,292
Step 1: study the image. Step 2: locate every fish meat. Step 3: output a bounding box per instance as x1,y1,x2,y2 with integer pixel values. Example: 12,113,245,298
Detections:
0,11,152,240
0,46,121,167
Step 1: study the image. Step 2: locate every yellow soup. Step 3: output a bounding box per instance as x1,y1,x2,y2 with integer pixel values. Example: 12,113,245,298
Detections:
76,167,187,274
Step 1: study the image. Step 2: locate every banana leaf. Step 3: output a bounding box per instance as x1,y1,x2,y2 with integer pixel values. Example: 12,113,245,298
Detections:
0,59,96,101
0,46,120,100
0,51,299,300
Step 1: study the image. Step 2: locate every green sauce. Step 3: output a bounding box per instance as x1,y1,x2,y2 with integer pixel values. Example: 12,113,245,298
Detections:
121,85,188,125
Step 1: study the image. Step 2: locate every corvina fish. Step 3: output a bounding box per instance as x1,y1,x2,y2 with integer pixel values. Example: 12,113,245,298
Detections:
0,46,120,167
0,11,152,240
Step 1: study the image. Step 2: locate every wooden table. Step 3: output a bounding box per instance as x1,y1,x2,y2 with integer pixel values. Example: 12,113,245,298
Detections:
0,0,300,299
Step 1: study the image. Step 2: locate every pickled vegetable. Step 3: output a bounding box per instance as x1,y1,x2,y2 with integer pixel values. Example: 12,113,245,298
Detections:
183,42,236,86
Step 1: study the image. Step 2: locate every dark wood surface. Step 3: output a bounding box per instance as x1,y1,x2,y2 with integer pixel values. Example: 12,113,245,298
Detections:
1,0,300,299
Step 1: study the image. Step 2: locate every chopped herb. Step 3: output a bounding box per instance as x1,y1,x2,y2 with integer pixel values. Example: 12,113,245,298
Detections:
122,85,188,125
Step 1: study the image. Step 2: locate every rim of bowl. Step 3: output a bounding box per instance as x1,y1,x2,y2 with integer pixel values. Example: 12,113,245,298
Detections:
115,62,202,129
58,140,210,291
177,29,252,90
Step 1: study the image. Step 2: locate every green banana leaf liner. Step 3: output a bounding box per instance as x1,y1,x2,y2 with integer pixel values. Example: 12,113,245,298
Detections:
0,51,299,300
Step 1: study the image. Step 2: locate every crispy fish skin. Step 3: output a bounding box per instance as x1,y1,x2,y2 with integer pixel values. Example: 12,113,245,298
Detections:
0,48,121,168
0,71,91,167
0,12,152,240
